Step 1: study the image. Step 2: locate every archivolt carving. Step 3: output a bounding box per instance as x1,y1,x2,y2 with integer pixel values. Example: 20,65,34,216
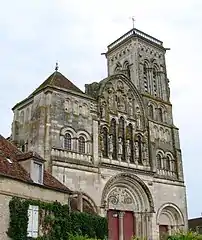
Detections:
156,203,185,226
108,187,133,205
101,173,154,212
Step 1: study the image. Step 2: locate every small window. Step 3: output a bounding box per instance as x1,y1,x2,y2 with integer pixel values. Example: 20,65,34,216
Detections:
20,111,25,124
78,136,85,154
157,108,163,122
156,154,162,169
148,105,154,119
27,205,39,238
165,156,171,171
64,133,71,150
33,162,43,184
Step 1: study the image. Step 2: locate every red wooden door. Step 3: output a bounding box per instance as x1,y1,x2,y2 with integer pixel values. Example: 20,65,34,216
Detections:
159,225,169,240
108,210,119,240
123,211,134,240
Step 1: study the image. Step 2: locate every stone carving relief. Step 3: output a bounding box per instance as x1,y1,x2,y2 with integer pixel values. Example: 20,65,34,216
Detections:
118,137,123,161
63,98,89,118
85,82,100,99
100,98,107,119
149,122,172,143
108,187,133,206
138,43,164,62
64,99,71,112
109,44,133,63
99,77,144,127
135,106,141,130
126,139,131,163
108,135,113,159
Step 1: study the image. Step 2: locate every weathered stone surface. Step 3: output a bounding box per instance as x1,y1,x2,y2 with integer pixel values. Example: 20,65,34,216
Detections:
11,28,187,239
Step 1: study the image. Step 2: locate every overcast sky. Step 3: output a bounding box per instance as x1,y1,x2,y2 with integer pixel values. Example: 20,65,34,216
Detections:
0,0,201,218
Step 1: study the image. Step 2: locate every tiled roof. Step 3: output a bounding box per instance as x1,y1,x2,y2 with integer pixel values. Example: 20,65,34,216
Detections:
17,151,45,162
31,71,84,95
0,134,71,193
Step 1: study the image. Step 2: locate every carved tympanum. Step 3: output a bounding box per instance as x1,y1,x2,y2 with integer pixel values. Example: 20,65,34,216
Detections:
108,187,133,205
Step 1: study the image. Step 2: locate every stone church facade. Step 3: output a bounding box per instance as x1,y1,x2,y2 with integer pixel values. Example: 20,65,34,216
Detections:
11,28,188,239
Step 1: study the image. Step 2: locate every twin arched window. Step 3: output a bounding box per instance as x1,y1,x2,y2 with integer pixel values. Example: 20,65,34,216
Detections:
156,152,174,172
64,133,86,154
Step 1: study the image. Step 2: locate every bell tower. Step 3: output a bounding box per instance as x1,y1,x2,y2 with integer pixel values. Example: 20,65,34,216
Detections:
105,28,170,103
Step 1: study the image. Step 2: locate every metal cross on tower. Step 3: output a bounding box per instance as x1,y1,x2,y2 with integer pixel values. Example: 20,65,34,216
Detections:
131,16,135,29
55,62,59,71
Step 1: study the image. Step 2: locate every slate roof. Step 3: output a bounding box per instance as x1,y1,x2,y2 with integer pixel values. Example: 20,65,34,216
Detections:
0,134,71,193
12,71,84,110
31,71,84,95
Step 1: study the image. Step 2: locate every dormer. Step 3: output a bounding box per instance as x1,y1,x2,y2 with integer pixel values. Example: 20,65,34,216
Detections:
17,151,45,184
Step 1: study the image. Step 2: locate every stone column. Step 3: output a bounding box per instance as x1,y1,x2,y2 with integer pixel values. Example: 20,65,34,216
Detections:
147,68,153,94
92,120,99,165
77,192,83,212
119,211,124,240
134,212,142,238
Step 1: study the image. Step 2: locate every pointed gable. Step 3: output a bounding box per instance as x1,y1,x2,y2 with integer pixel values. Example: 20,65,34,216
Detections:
31,71,84,95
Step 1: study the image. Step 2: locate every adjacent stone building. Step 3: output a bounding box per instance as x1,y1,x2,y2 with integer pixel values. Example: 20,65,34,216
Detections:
11,27,188,239
0,134,72,240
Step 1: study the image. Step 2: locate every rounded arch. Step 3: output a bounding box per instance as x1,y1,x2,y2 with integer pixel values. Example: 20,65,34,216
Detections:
156,203,185,226
123,60,129,68
156,149,165,157
101,173,154,212
70,191,98,214
76,129,91,141
98,74,147,128
114,62,122,73
143,59,150,67
60,126,77,138
148,104,154,119
134,132,145,142
165,151,174,159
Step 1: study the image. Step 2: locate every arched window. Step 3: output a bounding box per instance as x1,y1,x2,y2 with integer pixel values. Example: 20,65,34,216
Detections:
165,155,171,171
103,127,108,157
157,108,163,122
148,105,154,119
110,119,117,160
126,64,131,78
123,61,131,79
137,135,142,164
119,117,125,161
26,108,30,122
114,62,122,74
20,111,24,124
128,123,134,163
165,155,172,171
143,61,149,93
153,67,158,96
156,153,162,169
78,136,85,154
64,133,71,150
